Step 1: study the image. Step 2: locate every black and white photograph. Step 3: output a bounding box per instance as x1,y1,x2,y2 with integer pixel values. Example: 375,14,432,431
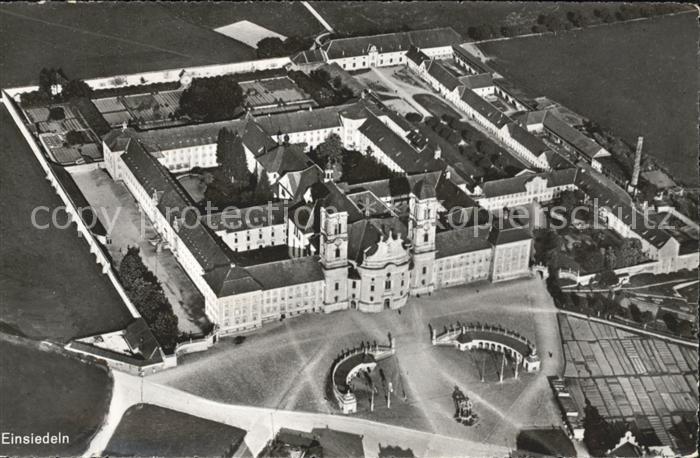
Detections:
0,2,698,457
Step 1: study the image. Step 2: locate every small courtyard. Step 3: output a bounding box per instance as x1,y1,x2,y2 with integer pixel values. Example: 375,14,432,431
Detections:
149,277,564,446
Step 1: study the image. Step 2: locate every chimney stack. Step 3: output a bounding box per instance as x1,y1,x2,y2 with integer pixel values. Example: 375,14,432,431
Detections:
631,136,643,189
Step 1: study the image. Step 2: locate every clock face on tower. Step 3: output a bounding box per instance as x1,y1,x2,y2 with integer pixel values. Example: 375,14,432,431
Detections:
423,222,430,232
334,238,343,246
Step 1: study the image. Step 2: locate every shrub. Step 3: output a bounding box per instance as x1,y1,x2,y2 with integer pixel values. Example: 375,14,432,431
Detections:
48,106,65,121
179,75,244,122
405,112,422,123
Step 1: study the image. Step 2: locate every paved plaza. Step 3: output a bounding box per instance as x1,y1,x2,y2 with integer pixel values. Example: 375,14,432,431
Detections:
150,277,564,445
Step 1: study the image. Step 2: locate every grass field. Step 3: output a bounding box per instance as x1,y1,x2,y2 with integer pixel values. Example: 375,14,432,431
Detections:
0,337,112,456
0,3,256,87
105,404,246,457
0,107,133,342
478,12,699,186
162,2,323,38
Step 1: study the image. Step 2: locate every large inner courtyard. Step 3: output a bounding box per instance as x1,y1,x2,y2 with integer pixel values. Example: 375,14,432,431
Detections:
149,277,564,445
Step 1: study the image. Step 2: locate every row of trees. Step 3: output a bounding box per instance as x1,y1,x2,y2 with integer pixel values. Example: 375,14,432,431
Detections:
256,36,314,59
118,247,179,353
467,4,685,40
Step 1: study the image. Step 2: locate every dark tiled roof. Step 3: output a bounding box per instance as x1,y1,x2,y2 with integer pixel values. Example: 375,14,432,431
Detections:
203,265,261,297
358,114,445,173
488,220,532,245
458,73,494,90
256,104,346,134
347,217,408,265
246,256,325,290
543,113,605,159
451,45,491,73
323,27,462,59
575,168,673,249
426,60,461,92
459,88,510,128
256,143,315,175
123,318,161,362
282,165,323,202
435,225,492,258
312,427,365,458
405,45,430,66
120,137,234,272
506,122,549,155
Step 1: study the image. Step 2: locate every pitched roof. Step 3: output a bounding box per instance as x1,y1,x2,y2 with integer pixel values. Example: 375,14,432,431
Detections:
426,59,462,92
506,122,549,155
255,104,346,134
323,27,462,59
459,87,510,128
543,113,606,159
246,256,325,290
405,45,430,66
451,45,491,73
436,225,492,258
281,165,323,201
312,427,365,458
120,136,234,272
575,168,673,249
488,220,532,245
256,143,315,175
458,73,494,90
203,265,261,297
480,168,578,198
358,114,445,173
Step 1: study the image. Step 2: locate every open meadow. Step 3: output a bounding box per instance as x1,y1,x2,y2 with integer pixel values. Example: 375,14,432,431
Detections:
0,337,113,456
479,12,699,186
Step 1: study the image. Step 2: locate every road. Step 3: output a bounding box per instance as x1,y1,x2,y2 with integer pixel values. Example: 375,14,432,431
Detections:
85,370,509,458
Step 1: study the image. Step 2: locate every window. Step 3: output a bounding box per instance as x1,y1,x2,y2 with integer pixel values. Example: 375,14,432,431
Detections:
370,285,375,292
422,266,427,275
352,281,356,288
423,233,429,243
334,282,339,291
335,247,340,258
385,280,391,290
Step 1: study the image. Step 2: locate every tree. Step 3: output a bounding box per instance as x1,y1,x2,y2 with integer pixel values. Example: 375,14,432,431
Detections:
256,37,286,58
216,129,249,185
61,79,93,99
38,68,52,96
255,171,274,202
614,238,645,268
152,310,179,353
661,312,679,334
583,399,617,456
119,247,148,287
179,75,244,122
316,132,343,164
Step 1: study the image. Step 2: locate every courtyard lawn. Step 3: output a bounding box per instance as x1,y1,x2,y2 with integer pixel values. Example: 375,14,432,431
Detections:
0,3,256,88
0,337,112,457
149,277,564,445
478,12,699,186
0,107,133,342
